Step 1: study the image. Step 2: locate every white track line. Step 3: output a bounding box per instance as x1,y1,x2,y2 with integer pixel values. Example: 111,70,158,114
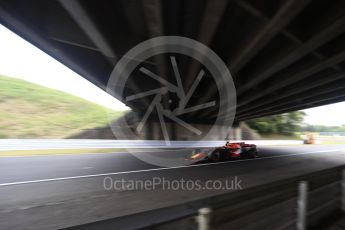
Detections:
0,148,344,187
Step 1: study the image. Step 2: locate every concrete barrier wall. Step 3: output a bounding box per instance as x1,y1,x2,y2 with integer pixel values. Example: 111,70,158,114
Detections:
67,166,344,230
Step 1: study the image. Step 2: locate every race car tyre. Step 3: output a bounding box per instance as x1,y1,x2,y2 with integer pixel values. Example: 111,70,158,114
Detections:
251,150,259,158
210,151,221,162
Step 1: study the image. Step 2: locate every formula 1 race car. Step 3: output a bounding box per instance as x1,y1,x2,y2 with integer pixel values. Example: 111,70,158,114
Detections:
190,141,258,163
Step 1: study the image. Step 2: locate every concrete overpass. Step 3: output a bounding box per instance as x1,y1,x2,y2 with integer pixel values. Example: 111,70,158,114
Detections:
1,0,345,139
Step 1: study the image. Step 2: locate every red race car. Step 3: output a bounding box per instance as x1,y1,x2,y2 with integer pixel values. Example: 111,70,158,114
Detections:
190,141,258,163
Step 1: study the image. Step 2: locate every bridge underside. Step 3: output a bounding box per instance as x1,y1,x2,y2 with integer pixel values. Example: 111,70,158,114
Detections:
1,0,345,124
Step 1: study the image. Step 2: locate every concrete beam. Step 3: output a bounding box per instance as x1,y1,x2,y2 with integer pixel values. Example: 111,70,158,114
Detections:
58,0,117,63
237,49,345,108
238,11,345,94
229,0,310,74
238,90,345,121
238,77,345,119
184,0,228,93
236,71,345,116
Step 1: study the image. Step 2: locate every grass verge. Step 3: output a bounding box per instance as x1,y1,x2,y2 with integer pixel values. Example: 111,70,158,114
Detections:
0,75,124,138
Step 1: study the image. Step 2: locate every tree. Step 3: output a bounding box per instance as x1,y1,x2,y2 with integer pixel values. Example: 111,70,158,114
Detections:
247,111,306,136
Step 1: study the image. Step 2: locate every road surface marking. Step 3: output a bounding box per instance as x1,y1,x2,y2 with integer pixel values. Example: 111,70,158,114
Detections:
81,167,94,170
0,148,344,187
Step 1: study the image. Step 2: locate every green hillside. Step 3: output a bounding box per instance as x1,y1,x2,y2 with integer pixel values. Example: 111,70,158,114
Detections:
0,75,124,138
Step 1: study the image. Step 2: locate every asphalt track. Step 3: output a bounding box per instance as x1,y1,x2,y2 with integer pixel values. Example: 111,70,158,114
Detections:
1,144,345,229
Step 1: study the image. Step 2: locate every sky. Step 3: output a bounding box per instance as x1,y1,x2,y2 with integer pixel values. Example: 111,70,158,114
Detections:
302,103,345,126
0,24,344,126
0,24,129,111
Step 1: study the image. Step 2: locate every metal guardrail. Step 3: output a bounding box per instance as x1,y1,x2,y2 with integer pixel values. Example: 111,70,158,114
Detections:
66,166,345,230
0,139,303,151
319,132,345,136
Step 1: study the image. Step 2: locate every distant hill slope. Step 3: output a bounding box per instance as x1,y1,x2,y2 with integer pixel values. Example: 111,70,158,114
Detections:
0,75,124,138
